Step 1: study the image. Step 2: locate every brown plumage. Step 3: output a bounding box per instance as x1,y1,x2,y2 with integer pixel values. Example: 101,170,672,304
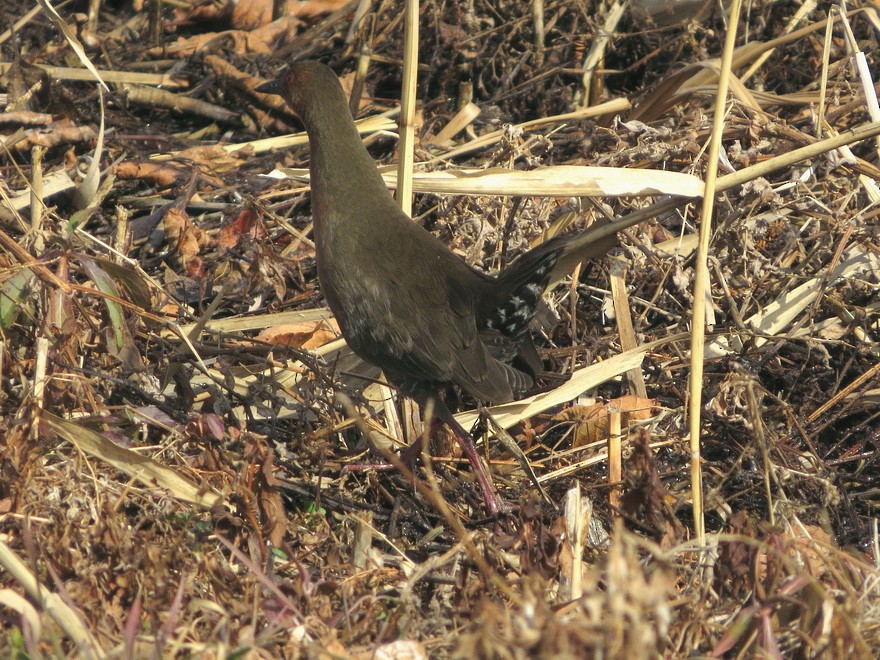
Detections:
258,61,621,515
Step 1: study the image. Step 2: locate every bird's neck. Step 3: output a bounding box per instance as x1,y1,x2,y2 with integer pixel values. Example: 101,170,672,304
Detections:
301,96,400,234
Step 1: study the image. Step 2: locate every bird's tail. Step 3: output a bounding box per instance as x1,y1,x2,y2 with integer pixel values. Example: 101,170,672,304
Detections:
476,217,619,338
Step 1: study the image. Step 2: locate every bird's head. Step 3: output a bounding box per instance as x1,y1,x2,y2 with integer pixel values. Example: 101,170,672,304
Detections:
255,60,342,117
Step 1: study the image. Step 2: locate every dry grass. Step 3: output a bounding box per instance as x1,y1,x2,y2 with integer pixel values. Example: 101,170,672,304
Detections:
2,0,880,657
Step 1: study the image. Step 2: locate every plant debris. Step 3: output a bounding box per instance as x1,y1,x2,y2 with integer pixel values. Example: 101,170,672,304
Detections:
1,0,880,656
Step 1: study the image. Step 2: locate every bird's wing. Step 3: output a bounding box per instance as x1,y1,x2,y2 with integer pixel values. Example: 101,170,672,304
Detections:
388,268,532,403
425,275,532,402
338,255,529,403
326,215,533,403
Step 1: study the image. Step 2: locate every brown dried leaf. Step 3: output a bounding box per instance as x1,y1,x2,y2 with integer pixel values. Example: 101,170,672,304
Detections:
151,17,300,58
163,207,212,265
256,320,340,349
781,523,835,579
554,395,657,448
716,510,758,597
620,432,686,550
258,449,286,548
175,145,247,174
115,160,188,187
12,124,97,151
217,207,268,250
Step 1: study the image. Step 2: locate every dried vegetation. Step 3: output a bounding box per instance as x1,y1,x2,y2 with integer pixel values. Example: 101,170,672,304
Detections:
1,0,880,657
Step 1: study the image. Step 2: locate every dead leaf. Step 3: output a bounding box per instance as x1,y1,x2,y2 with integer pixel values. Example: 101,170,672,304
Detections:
150,16,300,57
163,207,213,265
175,145,247,174
554,395,657,448
115,160,189,187
716,510,758,597
217,207,268,250
256,320,340,349
620,432,686,550
258,448,286,547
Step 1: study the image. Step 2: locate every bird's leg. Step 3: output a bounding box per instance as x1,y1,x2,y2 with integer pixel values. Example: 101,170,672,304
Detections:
351,387,504,516
428,397,504,517
398,423,431,468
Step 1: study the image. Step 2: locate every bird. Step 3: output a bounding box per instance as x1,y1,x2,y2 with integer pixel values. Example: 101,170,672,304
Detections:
257,61,621,516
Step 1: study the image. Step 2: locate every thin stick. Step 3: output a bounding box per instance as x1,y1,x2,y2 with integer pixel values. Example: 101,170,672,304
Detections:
817,12,834,139
607,404,622,512
740,0,817,83
87,0,101,33
564,484,591,600
610,257,647,398
30,146,45,254
0,62,186,88
688,0,743,542
745,378,776,526
349,28,373,119
396,0,419,215
532,0,545,68
345,0,374,45
577,1,626,107
390,0,422,440
0,2,65,46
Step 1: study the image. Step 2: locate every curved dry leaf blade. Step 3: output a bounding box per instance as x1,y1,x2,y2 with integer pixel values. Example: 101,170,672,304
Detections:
70,173,115,231
93,257,153,311
72,88,106,211
0,589,42,640
0,542,104,657
0,270,35,329
455,347,648,431
77,255,126,351
41,412,223,508
35,0,109,90
271,165,704,198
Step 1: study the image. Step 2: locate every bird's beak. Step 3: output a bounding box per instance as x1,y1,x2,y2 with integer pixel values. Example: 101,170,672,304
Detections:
256,78,284,95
